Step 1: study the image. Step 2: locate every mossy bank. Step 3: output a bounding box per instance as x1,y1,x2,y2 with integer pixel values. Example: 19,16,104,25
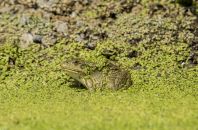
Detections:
0,0,198,130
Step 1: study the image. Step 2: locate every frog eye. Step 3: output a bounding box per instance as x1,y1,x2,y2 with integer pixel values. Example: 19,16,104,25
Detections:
72,60,80,65
80,63,87,69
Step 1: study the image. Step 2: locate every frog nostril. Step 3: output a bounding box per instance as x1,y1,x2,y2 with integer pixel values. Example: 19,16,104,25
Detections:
72,60,79,65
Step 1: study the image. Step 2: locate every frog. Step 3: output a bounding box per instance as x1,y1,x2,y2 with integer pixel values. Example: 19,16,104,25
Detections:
61,59,132,91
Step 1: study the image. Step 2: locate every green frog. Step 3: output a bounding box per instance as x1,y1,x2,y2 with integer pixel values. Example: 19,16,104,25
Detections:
61,59,132,91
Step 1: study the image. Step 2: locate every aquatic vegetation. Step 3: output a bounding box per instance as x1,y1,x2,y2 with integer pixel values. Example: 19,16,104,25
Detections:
0,0,197,130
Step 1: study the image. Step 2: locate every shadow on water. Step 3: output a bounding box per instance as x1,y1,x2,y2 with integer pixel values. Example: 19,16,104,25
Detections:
69,80,87,90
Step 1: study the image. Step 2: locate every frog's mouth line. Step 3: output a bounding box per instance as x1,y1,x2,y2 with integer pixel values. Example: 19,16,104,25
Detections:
63,68,86,76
